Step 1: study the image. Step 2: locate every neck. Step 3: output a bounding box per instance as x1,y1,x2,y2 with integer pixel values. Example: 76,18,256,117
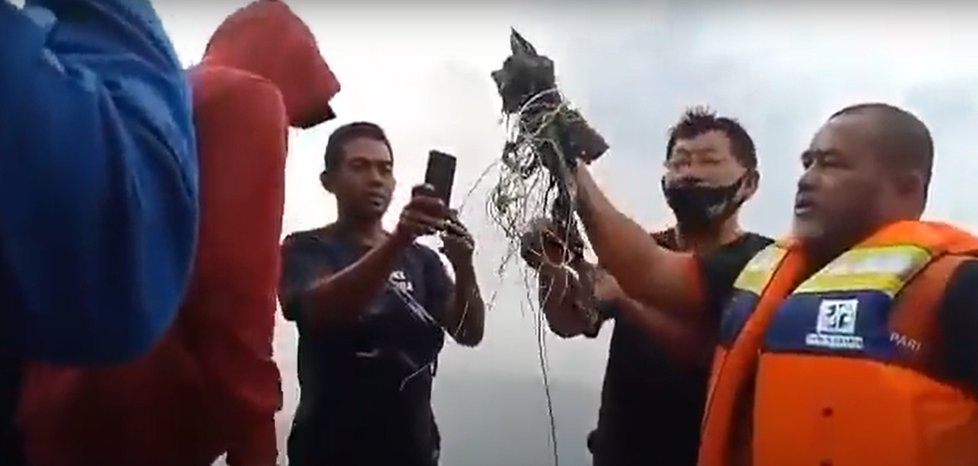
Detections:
800,239,851,279
333,212,386,247
674,216,742,254
802,223,882,275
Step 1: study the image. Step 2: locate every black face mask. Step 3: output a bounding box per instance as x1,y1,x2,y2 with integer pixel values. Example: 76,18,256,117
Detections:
661,175,747,231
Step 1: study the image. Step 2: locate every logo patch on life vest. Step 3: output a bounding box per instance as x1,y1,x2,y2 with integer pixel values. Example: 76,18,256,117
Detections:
805,298,864,350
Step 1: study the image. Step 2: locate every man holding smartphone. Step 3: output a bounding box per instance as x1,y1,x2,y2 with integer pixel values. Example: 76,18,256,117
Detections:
279,121,486,466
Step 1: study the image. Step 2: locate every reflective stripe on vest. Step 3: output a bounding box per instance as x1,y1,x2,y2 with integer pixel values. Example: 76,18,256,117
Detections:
702,221,978,466
707,243,932,443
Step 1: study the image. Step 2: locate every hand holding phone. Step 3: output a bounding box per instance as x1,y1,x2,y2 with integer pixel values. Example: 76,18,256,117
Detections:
396,150,458,245
398,182,450,243
424,150,457,207
440,209,475,266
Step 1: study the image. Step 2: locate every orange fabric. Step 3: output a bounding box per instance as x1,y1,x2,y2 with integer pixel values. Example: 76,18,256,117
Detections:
699,245,806,466
19,319,219,466
699,221,978,466
183,72,289,466
203,0,340,128
754,356,978,466
752,253,978,466
18,2,339,465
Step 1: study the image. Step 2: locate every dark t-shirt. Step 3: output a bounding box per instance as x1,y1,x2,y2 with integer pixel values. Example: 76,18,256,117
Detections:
279,228,453,466
0,356,23,466
1,262,25,466
591,232,773,466
933,259,978,397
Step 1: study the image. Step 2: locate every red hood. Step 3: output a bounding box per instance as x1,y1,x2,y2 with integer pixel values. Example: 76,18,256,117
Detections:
201,0,340,128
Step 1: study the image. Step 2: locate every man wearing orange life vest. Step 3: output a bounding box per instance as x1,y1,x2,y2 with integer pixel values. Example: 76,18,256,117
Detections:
568,102,978,466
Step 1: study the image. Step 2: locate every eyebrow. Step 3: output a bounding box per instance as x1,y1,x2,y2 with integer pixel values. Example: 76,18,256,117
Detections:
347,156,392,165
801,148,840,159
674,146,718,155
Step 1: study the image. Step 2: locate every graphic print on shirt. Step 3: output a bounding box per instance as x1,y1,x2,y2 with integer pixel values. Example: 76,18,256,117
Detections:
389,269,414,294
361,270,415,320
386,267,439,328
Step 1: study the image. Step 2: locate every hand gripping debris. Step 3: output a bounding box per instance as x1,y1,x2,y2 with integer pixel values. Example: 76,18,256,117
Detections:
487,29,610,466
489,28,608,270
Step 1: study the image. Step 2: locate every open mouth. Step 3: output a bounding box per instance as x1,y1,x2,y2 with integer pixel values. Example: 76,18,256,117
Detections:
794,196,815,214
366,193,388,207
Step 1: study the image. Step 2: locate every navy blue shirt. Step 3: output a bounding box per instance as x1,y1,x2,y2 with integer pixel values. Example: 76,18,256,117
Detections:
279,228,453,466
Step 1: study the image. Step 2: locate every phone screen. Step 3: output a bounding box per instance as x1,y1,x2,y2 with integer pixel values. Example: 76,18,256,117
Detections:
424,150,457,206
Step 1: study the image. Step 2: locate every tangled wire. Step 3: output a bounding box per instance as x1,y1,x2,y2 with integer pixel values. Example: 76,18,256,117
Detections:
488,29,608,267
461,28,610,466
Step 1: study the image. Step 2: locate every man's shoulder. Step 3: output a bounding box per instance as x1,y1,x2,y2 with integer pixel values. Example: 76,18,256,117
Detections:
689,232,774,307
930,257,978,393
705,232,773,273
922,256,978,343
732,232,776,255
284,228,324,243
406,242,446,271
649,230,773,257
282,227,334,254
939,257,978,301
948,257,978,276
191,65,284,110
408,241,439,256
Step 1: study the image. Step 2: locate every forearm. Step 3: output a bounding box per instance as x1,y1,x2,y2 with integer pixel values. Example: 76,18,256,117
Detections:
446,263,485,346
574,165,703,312
615,297,714,366
574,165,664,288
302,235,406,328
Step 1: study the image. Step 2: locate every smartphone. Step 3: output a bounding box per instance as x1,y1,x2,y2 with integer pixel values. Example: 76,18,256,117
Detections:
424,150,457,206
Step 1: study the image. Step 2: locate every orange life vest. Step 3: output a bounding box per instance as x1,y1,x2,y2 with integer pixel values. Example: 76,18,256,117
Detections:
699,220,978,466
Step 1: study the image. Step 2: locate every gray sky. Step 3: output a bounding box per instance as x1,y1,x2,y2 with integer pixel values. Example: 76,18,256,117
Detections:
159,3,978,464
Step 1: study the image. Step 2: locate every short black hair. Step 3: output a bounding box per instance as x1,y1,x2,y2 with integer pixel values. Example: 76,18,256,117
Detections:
830,103,933,186
323,121,393,174
666,106,757,170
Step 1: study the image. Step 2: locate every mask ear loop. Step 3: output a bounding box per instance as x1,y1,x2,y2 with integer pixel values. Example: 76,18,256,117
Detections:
728,169,758,210
717,171,755,240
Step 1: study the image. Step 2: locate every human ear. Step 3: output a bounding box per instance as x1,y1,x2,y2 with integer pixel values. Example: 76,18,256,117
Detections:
740,170,760,200
320,171,335,193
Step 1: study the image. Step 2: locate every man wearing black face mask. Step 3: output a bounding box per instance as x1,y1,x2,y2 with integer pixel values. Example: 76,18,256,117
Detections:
521,107,772,466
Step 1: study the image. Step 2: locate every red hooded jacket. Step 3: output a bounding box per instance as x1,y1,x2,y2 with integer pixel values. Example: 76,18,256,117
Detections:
17,1,340,465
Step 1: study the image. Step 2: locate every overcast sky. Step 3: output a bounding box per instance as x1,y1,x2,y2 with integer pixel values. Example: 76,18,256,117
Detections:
158,2,978,464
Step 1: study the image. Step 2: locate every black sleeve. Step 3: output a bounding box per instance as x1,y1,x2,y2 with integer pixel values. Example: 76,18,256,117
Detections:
936,259,978,396
278,234,327,322
696,234,774,317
